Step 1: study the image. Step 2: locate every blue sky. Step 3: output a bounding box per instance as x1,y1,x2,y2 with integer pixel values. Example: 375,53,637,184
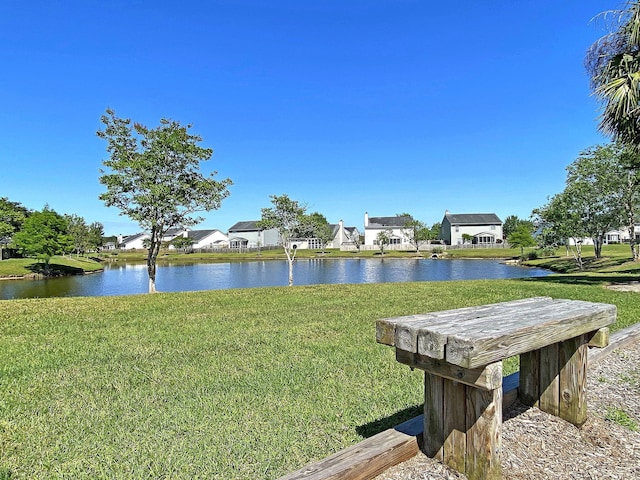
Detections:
0,0,619,236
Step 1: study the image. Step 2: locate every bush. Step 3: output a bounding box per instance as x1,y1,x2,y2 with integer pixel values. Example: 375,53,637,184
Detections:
431,247,444,254
520,251,538,262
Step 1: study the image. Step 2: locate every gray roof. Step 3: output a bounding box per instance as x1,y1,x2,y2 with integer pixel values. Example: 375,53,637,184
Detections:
367,215,413,228
187,229,222,242
445,213,502,225
228,220,261,232
121,232,147,243
165,227,185,237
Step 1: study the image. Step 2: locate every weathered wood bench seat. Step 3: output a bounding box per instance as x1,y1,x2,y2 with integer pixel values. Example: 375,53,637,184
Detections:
376,297,616,480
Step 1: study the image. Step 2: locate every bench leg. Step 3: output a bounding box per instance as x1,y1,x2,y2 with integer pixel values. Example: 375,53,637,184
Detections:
519,334,589,426
424,372,502,480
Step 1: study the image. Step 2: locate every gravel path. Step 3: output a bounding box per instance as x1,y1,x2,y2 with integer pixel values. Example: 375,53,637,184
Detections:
374,340,640,480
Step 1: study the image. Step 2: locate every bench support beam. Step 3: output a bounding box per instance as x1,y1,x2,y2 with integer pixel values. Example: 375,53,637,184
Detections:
421,366,502,480
519,331,593,426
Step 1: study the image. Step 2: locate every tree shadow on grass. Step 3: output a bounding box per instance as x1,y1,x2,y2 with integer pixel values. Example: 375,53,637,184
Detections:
519,273,640,287
356,403,423,439
24,262,86,276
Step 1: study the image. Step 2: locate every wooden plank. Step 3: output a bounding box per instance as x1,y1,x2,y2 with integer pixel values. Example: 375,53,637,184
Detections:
518,349,539,407
414,297,555,358
590,321,640,364
443,379,466,474
558,334,588,426
445,302,616,368
416,307,545,359
465,386,502,480
587,327,610,348
277,424,420,480
423,372,444,461
376,297,552,351
396,349,502,391
539,342,560,417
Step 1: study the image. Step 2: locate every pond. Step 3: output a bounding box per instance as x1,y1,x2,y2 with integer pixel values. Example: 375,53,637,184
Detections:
0,258,551,300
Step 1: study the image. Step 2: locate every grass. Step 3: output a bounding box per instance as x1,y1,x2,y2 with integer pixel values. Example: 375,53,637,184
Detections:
605,407,638,431
1,278,640,479
0,256,103,277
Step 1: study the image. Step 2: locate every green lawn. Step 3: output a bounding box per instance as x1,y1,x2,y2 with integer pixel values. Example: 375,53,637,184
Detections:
1,278,639,479
0,256,103,277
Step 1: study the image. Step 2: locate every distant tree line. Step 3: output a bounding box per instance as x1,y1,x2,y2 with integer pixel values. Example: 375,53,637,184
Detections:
0,198,104,267
533,142,640,269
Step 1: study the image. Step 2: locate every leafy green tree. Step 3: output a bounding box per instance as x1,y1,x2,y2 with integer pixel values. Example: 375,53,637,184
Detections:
171,235,194,253
87,222,105,252
565,144,628,259
0,197,29,238
615,144,640,260
97,109,232,293
304,212,333,253
507,225,536,256
65,214,90,255
376,229,392,255
533,192,588,269
535,144,633,265
586,3,640,150
399,214,428,253
427,222,441,241
257,194,308,286
503,215,534,239
13,206,72,269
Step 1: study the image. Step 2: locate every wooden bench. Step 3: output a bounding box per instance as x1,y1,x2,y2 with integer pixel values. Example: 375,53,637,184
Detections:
376,297,616,480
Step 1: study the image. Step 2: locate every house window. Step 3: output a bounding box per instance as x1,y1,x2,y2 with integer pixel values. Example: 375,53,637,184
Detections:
308,238,322,249
389,238,401,245
455,226,459,232
476,235,494,244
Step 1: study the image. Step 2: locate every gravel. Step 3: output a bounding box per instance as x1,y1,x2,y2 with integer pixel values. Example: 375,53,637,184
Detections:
374,340,640,480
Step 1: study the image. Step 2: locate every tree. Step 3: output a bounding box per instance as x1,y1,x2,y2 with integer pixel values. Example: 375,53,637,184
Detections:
0,197,29,238
65,214,90,255
376,229,392,255
97,109,232,293
305,212,333,253
171,235,194,253
399,214,429,254
427,222,441,241
507,225,536,256
87,222,105,252
586,3,640,150
13,206,72,269
533,192,588,269
257,194,307,286
616,144,640,260
565,144,627,259
503,215,535,240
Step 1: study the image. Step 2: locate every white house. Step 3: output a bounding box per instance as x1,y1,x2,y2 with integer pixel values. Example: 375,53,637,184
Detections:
189,229,229,249
363,213,413,247
118,233,149,250
568,225,640,246
440,211,503,246
227,221,279,248
326,220,361,249
167,229,229,249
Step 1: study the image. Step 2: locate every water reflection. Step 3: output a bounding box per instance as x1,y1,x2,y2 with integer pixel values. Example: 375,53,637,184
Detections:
0,258,550,300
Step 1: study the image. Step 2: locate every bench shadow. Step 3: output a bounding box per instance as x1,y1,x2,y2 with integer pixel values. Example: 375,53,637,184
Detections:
355,403,423,439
